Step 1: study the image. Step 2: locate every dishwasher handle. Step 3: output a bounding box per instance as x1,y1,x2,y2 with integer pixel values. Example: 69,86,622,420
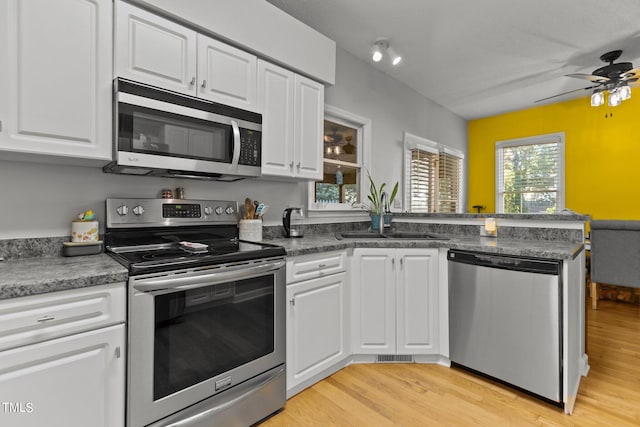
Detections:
447,249,560,275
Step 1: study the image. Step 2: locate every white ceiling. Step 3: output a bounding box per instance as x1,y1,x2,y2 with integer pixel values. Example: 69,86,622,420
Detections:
266,0,640,120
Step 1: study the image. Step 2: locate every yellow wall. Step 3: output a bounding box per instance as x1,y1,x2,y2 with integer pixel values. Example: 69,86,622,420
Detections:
468,91,640,220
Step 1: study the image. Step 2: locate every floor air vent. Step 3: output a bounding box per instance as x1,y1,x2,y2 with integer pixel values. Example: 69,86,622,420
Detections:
376,355,414,363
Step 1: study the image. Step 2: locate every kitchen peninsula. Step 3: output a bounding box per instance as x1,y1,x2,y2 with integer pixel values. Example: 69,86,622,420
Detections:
265,211,588,412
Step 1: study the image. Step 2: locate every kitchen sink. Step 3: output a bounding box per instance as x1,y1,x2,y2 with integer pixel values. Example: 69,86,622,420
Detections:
386,231,449,240
335,231,449,240
335,231,386,239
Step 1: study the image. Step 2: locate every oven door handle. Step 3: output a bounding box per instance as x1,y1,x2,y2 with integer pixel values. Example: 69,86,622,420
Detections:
132,260,285,292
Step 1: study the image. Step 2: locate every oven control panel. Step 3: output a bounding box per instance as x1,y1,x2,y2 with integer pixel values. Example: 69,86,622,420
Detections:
163,203,201,218
106,198,238,228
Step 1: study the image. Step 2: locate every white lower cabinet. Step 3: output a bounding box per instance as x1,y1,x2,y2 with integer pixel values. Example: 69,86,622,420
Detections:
286,251,349,396
351,248,439,356
0,284,126,427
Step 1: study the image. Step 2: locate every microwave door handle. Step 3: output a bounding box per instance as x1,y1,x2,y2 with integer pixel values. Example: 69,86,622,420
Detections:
230,120,241,168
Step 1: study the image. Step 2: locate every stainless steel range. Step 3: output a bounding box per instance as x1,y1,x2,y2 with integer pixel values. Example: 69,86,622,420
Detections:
105,198,286,427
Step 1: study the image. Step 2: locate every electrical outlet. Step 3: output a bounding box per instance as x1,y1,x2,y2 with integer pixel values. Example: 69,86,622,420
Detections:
393,199,402,209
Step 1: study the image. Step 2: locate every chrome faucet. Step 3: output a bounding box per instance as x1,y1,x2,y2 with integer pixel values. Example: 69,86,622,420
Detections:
379,191,387,235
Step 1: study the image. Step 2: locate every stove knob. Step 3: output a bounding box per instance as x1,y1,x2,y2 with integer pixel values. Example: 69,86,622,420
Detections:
225,206,235,215
215,206,224,215
204,206,213,216
116,205,129,216
132,205,145,216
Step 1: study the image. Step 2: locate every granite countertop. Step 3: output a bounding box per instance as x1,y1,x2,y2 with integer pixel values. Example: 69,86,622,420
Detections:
0,254,128,301
395,212,590,221
267,234,584,260
0,233,583,302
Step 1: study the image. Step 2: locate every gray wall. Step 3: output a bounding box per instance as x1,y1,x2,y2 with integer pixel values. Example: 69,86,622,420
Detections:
0,48,466,239
326,49,467,208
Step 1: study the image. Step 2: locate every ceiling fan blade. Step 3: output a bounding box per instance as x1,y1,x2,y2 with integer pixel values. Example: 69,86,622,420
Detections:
621,66,640,80
534,85,599,103
566,73,610,83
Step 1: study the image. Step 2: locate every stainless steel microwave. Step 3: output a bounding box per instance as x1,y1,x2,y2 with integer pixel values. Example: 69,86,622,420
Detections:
104,78,262,181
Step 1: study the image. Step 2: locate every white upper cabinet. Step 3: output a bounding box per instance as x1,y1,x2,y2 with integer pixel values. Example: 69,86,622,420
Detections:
0,0,112,162
197,34,257,111
294,74,324,179
116,1,197,96
116,1,257,111
258,60,323,180
258,60,295,177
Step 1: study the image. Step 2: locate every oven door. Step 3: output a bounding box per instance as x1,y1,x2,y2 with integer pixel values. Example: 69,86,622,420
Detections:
127,258,286,427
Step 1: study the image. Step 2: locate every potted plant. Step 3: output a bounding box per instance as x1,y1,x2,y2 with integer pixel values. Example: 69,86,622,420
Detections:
354,172,399,230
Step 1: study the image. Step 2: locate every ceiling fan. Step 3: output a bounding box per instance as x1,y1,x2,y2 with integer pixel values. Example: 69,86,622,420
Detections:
535,50,640,105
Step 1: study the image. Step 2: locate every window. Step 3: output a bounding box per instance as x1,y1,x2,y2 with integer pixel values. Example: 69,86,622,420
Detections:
496,132,565,213
404,132,464,213
308,106,370,211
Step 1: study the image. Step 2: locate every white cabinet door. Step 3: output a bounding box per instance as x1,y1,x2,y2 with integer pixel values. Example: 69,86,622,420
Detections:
258,60,324,180
0,324,125,427
396,249,439,355
116,1,197,96
0,0,112,161
286,272,348,390
258,60,295,177
352,248,440,356
197,34,257,111
351,249,395,354
293,74,324,179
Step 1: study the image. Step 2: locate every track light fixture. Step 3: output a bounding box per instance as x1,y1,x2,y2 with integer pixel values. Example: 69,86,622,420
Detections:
387,46,402,65
371,38,402,66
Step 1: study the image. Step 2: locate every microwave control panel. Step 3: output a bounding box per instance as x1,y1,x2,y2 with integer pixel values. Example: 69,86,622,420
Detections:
239,129,261,166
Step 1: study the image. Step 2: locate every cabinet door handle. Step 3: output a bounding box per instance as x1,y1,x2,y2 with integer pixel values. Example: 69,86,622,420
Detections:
289,298,295,306
318,263,326,268
189,77,196,85
289,162,294,170
201,80,207,89
36,315,55,323
115,346,121,359
400,258,404,269
296,162,301,169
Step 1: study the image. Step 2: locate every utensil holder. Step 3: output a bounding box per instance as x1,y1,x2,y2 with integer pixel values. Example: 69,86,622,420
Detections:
239,219,262,242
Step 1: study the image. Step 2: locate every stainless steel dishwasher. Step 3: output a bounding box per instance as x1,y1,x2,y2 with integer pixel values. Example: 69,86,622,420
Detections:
448,249,563,405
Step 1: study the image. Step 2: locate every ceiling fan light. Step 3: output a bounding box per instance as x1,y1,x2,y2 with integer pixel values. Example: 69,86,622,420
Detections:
619,85,631,101
590,91,604,107
608,90,621,107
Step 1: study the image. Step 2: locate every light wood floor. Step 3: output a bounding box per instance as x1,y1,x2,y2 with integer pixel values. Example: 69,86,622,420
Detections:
262,297,640,426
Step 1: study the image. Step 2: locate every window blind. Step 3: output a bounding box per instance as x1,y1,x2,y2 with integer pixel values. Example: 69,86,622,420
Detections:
409,148,438,212
496,137,563,213
438,151,463,213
